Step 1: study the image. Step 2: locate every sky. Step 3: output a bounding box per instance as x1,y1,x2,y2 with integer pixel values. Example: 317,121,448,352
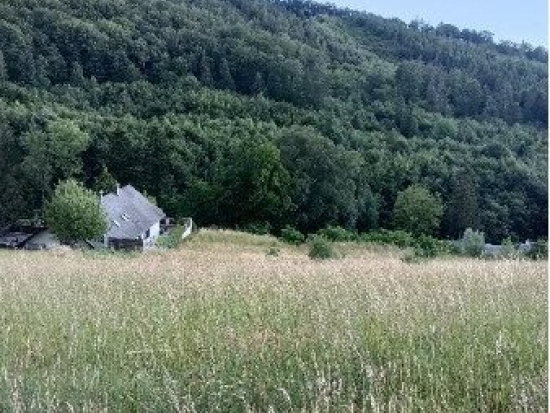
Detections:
328,0,548,47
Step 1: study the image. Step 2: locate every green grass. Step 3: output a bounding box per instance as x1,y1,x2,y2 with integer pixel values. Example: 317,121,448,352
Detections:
0,232,546,412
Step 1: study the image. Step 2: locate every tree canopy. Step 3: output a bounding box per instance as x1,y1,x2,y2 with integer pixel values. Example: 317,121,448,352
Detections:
44,179,107,244
392,185,444,236
0,0,546,243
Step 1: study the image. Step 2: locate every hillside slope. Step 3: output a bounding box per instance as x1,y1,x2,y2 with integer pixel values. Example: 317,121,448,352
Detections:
0,0,547,241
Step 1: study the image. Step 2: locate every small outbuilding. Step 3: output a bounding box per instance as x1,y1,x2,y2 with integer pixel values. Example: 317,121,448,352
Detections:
24,230,61,250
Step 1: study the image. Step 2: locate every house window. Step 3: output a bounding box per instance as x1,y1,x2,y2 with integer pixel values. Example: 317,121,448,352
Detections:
145,229,151,239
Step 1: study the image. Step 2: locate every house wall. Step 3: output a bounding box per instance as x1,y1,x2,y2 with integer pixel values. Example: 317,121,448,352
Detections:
143,221,161,249
107,238,144,251
150,222,161,239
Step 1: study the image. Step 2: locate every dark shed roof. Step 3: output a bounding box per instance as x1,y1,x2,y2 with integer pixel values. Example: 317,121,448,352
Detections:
101,185,166,240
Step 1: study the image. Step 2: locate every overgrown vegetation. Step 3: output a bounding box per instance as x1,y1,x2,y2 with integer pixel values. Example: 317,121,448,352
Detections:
0,0,546,243
308,235,339,260
156,225,184,249
0,233,546,411
456,228,486,257
280,225,306,245
44,179,107,244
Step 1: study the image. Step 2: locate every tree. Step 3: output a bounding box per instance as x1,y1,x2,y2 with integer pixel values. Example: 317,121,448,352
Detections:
70,61,85,86
392,185,443,236
395,61,424,103
0,51,7,81
443,169,479,238
93,166,118,194
22,119,90,204
279,127,369,232
217,139,289,227
196,49,213,87
251,71,265,96
44,179,107,244
217,58,235,91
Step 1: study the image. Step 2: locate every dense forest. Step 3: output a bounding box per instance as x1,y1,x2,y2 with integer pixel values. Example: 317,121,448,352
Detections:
0,0,547,242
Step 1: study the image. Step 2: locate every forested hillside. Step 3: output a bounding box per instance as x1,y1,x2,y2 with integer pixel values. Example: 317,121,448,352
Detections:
0,0,547,242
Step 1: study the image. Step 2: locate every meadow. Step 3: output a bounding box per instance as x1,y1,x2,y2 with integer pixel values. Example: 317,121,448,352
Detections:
0,230,546,412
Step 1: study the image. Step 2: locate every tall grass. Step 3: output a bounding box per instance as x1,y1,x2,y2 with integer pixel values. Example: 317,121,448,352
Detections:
0,230,546,412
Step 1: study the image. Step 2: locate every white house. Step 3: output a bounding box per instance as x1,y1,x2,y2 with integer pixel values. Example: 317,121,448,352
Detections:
100,185,167,250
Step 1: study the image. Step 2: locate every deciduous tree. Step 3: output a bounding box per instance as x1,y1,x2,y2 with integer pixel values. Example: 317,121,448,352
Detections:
392,184,443,236
44,179,107,244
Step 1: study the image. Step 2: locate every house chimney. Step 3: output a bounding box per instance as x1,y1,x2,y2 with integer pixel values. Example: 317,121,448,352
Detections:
99,190,104,201
116,183,120,196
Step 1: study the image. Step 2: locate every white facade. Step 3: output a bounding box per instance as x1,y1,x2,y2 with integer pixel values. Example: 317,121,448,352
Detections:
143,221,161,248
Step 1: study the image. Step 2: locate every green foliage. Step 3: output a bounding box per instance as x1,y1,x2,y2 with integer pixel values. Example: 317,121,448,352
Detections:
0,249,546,411
280,225,305,245
44,179,107,244
21,118,90,205
308,235,339,260
0,51,7,81
93,166,117,194
443,169,479,238
265,243,281,257
412,235,446,258
0,0,546,245
401,250,423,264
500,237,519,259
317,225,357,242
218,140,289,226
360,229,415,247
392,185,443,236
279,127,370,232
157,226,184,249
458,228,486,257
527,240,548,260
243,222,272,236
399,234,452,262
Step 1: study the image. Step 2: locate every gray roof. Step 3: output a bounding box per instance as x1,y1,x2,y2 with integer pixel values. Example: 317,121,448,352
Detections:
101,185,166,240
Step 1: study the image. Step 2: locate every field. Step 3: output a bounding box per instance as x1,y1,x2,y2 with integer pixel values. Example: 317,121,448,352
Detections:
0,230,547,412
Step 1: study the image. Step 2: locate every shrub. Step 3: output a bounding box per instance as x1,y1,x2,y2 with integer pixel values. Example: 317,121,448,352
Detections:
280,225,305,245
401,250,422,264
308,236,338,260
317,225,357,242
44,179,107,245
500,237,518,259
266,243,281,257
360,229,415,248
412,235,440,258
243,222,272,235
528,240,548,260
458,228,485,257
157,226,184,249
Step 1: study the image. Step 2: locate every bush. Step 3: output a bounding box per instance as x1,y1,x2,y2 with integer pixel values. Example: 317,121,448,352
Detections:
280,225,305,245
412,235,440,258
308,236,338,260
317,225,357,242
243,221,271,235
360,229,415,248
266,243,281,257
500,237,518,259
44,179,107,245
401,250,422,264
528,240,548,260
458,228,485,257
157,226,184,249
